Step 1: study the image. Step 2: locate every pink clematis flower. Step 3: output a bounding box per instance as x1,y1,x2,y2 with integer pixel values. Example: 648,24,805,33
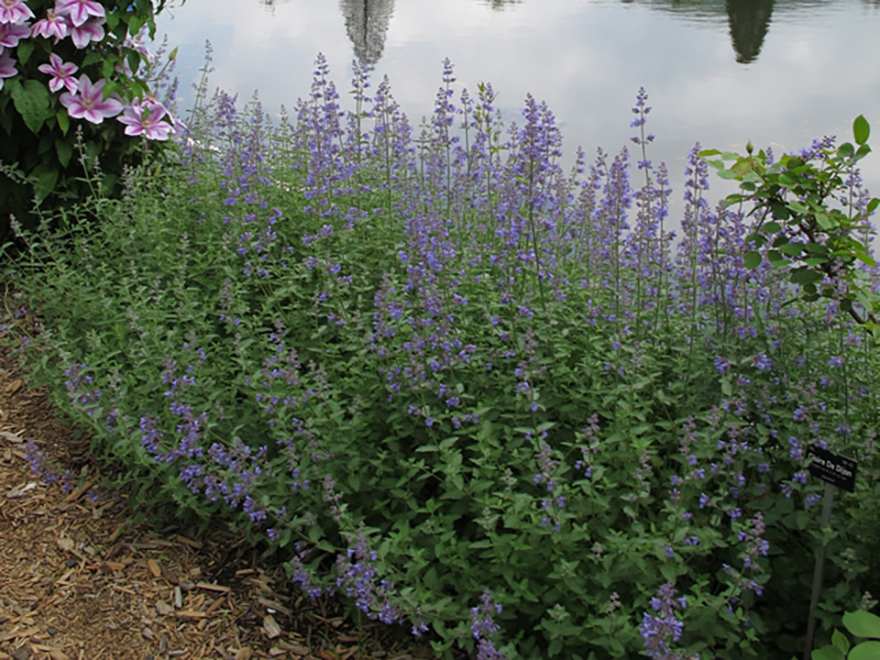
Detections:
54,0,105,28
68,15,103,49
0,21,29,48
32,8,70,43
0,49,16,90
0,0,34,25
117,98,173,141
124,28,155,60
38,53,78,94
59,74,123,124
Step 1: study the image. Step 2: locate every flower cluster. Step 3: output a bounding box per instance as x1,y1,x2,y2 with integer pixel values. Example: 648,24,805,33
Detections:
1,0,179,139
639,583,693,660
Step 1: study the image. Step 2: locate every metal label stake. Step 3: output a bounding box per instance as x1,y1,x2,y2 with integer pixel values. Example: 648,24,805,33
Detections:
802,446,858,660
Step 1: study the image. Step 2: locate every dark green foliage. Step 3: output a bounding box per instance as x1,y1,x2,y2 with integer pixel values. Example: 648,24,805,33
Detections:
0,0,169,245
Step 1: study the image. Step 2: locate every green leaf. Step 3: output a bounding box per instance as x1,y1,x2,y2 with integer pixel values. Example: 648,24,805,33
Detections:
844,611,880,639
33,166,59,202
56,138,73,168
16,40,34,66
811,645,845,660
816,212,834,231
780,243,804,257
832,629,851,654
57,109,69,136
855,252,877,267
768,250,786,267
81,51,104,68
764,221,782,233
791,269,823,286
854,115,870,146
849,641,880,660
10,80,53,134
743,251,762,269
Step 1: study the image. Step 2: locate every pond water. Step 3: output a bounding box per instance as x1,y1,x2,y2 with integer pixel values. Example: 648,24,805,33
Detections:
156,0,880,217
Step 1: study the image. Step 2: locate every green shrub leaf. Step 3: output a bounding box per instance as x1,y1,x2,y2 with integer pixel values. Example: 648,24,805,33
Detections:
854,115,870,146
10,80,52,134
844,611,880,640
849,641,880,660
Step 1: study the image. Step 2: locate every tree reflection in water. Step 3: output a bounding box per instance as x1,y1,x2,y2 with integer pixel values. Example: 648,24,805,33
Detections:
727,0,774,64
339,0,396,65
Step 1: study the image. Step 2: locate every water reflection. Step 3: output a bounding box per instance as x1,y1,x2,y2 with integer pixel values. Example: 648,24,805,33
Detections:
339,0,395,64
727,0,774,63
480,0,523,9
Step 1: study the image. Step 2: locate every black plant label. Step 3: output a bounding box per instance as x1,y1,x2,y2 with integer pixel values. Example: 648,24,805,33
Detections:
806,446,858,493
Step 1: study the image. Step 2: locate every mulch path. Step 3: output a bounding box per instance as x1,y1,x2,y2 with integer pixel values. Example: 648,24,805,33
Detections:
0,300,434,660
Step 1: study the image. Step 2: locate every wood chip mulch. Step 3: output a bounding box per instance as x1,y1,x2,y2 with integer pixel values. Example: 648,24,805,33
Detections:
0,312,435,660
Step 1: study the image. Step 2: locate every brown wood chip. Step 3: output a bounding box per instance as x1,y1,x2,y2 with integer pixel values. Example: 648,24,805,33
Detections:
0,430,23,443
195,581,231,593
0,625,41,642
63,479,95,503
147,558,162,578
263,614,282,639
175,534,202,548
5,481,36,498
175,610,208,619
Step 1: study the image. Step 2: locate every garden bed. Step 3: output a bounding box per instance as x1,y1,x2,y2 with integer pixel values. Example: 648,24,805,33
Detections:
0,335,430,660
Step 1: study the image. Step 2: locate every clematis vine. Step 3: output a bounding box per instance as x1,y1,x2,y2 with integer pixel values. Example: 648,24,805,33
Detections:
69,15,104,49
3,0,178,142
0,20,29,48
0,0,34,25
117,97,174,141
0,49,16,90
54,0,105,27
59,74,123,124
38,52,78,94
32,8,71,43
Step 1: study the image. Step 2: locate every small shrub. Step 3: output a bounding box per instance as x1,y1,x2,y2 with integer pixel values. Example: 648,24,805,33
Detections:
3,57,879,659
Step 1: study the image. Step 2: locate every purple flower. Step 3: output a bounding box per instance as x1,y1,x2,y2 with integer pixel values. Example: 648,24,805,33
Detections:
752,352,772,371
471,589,502,640
37,53,78,94
640,583,687,659
60,74,123,124
476,639,506,660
